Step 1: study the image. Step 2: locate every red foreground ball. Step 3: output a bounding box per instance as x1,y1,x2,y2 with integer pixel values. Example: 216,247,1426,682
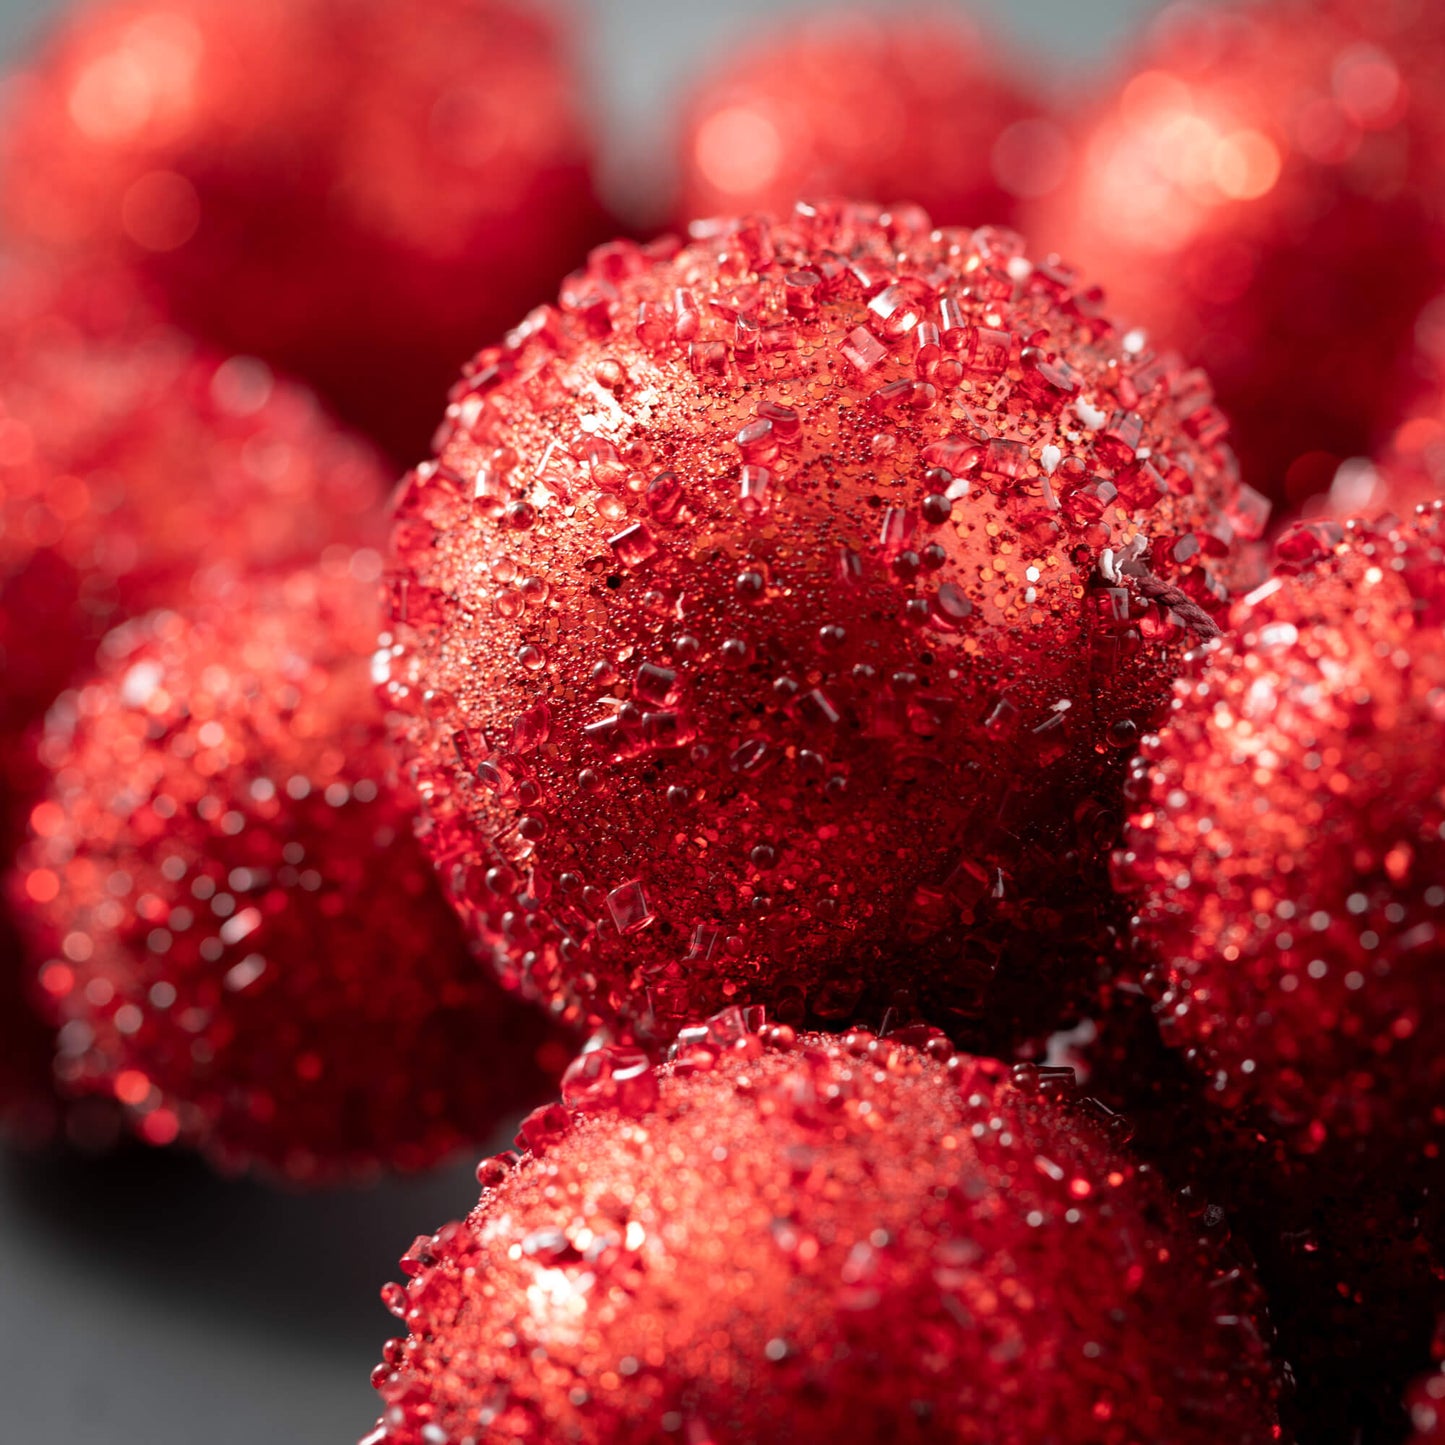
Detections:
0,262,386,774
676,10,1059,229
1116,509,1445,1157
382,203,1266,1044
13,560,563,1181
364,1013,1280,1445
1029,0,1445,509
0,0,607,458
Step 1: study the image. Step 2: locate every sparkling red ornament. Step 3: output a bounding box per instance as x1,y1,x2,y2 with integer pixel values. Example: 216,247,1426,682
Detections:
1028,0,1445,511
1116,508,1445,1159
675,10,1060,230
363,1013,1280,1445
0,0,608,459
12,560,564,1181
382,202,1266,1046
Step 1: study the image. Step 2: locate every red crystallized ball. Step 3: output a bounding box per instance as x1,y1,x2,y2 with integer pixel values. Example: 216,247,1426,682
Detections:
382,203,1266,1044
676,10,1060,230
1117,510,1445,1157
0,0,607,457
0,262,385,779
1029,0,1445,509
363,1015,1280,1445
14,561,561,1181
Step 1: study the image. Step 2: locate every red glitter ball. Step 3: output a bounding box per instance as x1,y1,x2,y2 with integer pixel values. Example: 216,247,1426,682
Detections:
1117,508,1445,1158
383,203,1265,1045
0,0,608,458
675,11,1060,230
12,560,563,1182
363,1014,1280,1445
1028,0,1445,510
0,262,386,767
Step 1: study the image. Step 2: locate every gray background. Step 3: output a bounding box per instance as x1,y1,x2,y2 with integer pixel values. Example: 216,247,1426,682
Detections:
0,1,1155,1441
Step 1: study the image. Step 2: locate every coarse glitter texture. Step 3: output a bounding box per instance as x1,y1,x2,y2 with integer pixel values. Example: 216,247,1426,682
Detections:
0,262,386,776
1028,0,1445,510
675,10,1059,230
1116,508,1445,1159
382,203,1266,1045
13,561,564,1182
1057,992,1445,1444
0,0,608,459
362,1014,1281,1445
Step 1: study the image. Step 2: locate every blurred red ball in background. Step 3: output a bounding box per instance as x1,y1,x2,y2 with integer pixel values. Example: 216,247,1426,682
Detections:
1117,509,1445,1160
0,0,610,459
1029,0,1445,511
676,9,1062,230
0,262,386,775
365,1016,1280,1445
382,203,1265,1047
13,560,565,1182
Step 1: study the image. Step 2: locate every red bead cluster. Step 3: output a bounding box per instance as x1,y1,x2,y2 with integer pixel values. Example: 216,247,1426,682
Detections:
0,0,1444,1440
0,0,608,457
365,1015,1280,1445
14,561,564,1180
677,11,1061,230
383,203,1266,1048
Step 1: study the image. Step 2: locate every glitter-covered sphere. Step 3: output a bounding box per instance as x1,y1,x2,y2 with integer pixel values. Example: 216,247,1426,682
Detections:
363,1013,1280,1445
1116,509,1445,1158
676,10,1059,230
13,560,563,1182
1029,0,1445,510
0,0,607,458
382,203,1266,1045
0,262,386,772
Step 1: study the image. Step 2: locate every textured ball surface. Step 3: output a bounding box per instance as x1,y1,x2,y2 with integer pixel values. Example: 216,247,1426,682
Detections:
0,0,606,457
676,10,1056,230
1029,0,1445,509
14,560,563,1181
383,203,1265,1044
0,262,386,769
364,1013,1280,1445
1117,509,1445,1157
